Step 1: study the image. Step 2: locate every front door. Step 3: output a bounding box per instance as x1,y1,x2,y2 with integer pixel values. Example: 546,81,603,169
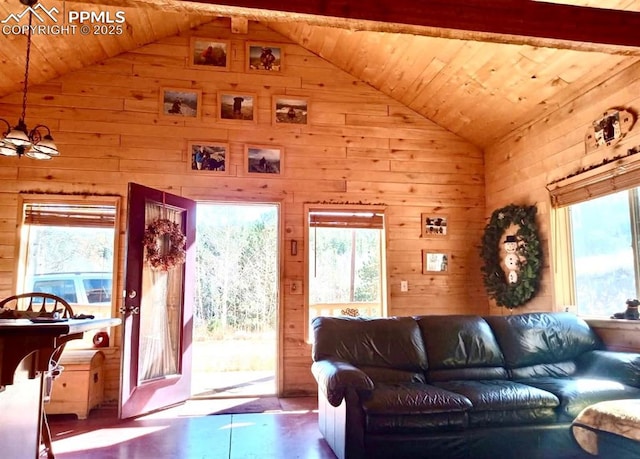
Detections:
120,183,196,419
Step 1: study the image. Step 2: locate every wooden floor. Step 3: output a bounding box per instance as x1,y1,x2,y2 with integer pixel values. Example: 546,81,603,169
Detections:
47,396,337,459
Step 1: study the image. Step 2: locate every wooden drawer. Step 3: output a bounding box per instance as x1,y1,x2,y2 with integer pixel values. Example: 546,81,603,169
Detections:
46,350,105,419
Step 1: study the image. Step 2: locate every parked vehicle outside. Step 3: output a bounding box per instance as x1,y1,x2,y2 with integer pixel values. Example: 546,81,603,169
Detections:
27,272,113,317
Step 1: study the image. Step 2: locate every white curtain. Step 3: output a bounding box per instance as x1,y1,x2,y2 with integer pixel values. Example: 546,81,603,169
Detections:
138,202,184,381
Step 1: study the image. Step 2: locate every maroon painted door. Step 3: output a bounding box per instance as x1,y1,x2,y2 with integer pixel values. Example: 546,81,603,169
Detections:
120,183,196,419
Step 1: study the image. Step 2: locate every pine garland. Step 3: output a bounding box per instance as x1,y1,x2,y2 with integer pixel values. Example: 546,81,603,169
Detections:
480,204,542,309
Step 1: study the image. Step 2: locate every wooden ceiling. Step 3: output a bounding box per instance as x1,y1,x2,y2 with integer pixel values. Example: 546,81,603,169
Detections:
1,0,640,149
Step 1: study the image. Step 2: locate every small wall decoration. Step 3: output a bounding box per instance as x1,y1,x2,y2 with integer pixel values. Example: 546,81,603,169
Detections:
160,88,201,119
247,43,283,72
480,204,541,309
245,145,283,175
422,251,449,274
585,108,635,152
219,92,256,122
273,96,308,125
189,38,230,70
187,141,230,174
421,214,448,237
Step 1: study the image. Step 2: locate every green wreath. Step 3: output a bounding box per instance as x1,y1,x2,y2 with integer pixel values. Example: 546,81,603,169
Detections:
480,204,541,309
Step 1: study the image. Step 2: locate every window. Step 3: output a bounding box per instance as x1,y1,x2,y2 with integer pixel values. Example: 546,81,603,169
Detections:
305,205,387,339
17,196,119,348
568,189,638,317
548,153,640,318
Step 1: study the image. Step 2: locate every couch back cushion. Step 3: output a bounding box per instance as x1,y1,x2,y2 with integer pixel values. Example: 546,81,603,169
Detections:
416,315,508,382
484,312,602,379
312,316,428,375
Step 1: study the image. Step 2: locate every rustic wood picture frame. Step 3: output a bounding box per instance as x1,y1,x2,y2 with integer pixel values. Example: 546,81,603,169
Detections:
218,92,257,123
273,95,309,125
187,141,230,174
189,38,230,71
422,250,449,274
159,87,202,119
421,214,448,238
246,42,284,73
245,145,284,175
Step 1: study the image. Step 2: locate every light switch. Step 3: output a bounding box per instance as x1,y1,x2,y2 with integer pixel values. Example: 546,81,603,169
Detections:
400,280,408,292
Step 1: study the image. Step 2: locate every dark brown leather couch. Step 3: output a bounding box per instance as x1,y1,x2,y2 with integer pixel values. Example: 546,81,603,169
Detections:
311,312,640,459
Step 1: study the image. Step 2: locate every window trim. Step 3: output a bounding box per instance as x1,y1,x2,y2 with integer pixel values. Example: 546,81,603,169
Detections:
303,203,388,343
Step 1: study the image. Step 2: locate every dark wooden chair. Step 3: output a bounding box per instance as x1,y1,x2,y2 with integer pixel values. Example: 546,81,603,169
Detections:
0,292,75,459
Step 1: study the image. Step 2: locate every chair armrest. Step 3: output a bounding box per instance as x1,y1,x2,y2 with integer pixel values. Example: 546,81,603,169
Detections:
311,359,374,407
578,350,640,387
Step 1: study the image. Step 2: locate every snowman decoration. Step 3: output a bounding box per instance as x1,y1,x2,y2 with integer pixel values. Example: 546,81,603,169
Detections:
503,235,520,284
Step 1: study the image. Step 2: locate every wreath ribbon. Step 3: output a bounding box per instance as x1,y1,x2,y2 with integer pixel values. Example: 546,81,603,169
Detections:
480,204,542,309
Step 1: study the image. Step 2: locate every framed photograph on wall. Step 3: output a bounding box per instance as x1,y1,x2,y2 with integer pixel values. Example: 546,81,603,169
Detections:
187,141,230,174
189,38,230,70
422,251,449,274
273,96,308,125
246,43,283,72
421,214,448,237
159,87,202,119
245,145,283,175
218,92,257,122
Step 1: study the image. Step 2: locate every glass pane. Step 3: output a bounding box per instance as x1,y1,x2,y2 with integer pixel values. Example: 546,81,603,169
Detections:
570,190,635,317
308,226,382,329
22,222,115,347
138,202,183,382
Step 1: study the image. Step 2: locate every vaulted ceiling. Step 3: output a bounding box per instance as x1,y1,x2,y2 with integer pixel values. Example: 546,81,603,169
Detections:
1,0,640,149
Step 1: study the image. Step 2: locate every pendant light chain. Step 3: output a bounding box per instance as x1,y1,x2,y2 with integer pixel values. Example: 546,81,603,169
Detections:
21,11,33,123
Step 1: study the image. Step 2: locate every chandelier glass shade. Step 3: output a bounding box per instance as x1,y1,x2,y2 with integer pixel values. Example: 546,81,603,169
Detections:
0,3,59,160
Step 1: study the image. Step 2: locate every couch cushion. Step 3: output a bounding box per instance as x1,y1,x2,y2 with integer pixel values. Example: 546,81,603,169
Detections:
359,366,426,384
362,382,471,434
417,315,507,382
484,312,602,375
517,377,640,420
434,380,559,427
311,316,428,372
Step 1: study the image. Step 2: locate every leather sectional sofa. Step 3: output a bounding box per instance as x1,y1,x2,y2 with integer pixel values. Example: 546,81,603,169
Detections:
311,312,640,459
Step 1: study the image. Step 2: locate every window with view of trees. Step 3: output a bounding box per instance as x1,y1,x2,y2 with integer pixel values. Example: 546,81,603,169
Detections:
568,189,639,317
306,206,387,339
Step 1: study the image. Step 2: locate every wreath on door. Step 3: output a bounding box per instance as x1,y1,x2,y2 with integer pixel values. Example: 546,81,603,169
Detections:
480,204,541,309
142,218,186,271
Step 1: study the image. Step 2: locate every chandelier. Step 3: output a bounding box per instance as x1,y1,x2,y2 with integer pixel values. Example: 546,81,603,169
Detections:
0,1,59,160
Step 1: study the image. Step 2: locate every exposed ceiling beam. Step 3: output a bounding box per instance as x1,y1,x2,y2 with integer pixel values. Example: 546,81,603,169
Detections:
71,0,640,54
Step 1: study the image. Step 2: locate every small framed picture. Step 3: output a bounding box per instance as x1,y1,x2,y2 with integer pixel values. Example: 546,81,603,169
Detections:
160,87,202,119
422,251,449,274
421,214,448,237
218,92,257,122
245,145,283,175
273,96,309,125
189,38,230,70
246,43,283,72
187,141,230,174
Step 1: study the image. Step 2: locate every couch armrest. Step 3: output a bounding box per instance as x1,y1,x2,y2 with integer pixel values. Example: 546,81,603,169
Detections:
311,359,374,407
577,350,640,387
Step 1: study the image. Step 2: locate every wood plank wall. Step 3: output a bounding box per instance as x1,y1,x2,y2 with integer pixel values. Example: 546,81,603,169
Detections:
484,57,640,316
0,19,486,396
